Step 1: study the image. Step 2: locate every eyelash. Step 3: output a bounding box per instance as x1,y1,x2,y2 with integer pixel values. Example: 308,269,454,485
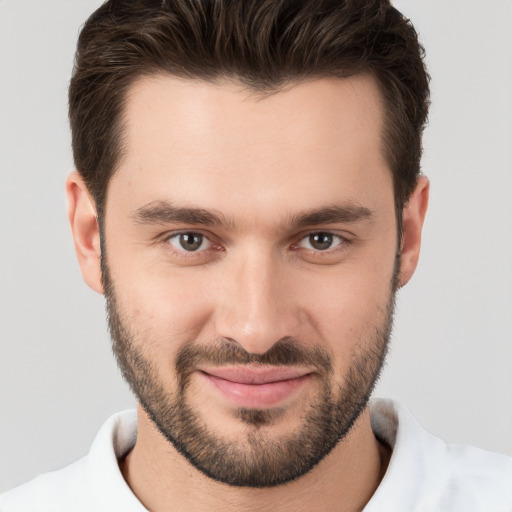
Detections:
292,232,345,252
163,230,351,260
165,231,222,259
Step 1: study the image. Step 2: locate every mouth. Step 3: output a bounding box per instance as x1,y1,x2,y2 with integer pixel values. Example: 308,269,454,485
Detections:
198,366,313,409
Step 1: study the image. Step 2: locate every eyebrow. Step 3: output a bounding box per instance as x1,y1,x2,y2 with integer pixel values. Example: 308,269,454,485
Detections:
132,201,227,227
131,201,373,229
290,204,373,228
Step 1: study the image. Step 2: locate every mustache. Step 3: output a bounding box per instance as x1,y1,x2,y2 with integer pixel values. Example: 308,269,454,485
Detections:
175,337,333,379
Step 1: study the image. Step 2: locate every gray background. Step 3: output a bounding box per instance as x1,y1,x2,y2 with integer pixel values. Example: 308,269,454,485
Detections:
1,0,511,493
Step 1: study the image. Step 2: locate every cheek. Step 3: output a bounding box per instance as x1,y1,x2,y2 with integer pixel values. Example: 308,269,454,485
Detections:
300,257,394,370
112,261,216,353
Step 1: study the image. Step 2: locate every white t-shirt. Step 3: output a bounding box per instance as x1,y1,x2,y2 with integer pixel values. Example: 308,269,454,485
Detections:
1,399,511,511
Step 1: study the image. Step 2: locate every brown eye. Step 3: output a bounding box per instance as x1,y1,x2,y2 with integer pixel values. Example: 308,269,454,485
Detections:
169,232,209,252
309,233,333,250
299,232,343,251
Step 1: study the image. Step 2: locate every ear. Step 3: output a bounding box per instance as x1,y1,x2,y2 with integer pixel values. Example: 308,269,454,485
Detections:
397,175,429,288
66,171,104,294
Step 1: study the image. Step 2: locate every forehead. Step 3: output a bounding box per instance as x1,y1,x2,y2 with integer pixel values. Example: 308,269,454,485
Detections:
109,74,392,223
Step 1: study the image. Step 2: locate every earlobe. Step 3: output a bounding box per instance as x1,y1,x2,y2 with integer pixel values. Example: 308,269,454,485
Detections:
398,175,429,288
66,171,104,294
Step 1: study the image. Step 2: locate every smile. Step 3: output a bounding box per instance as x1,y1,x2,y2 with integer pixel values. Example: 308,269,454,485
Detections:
198,366,313,409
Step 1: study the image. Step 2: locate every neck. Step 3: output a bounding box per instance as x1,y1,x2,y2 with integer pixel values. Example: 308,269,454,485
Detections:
120,405,390,512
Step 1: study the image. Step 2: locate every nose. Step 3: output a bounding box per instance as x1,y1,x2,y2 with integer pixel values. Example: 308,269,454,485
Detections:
213,247,303,355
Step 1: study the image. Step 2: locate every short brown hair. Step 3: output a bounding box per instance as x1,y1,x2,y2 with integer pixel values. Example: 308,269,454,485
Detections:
69,0,430,219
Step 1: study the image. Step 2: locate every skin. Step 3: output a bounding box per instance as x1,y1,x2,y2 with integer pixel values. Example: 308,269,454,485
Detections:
67,74,429,511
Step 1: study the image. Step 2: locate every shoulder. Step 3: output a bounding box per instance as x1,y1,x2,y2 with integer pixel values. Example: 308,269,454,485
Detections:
430,441,512,510
368,399,512,512
0,410,143,512
0,457,91,512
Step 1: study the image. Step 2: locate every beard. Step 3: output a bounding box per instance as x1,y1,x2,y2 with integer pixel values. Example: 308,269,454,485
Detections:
102,257,396,488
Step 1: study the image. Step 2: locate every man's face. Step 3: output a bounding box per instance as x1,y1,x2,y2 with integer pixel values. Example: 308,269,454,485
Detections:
100,74,399,487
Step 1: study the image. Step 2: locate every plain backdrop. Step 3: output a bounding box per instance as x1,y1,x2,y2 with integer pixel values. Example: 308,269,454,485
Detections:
1,0,511,493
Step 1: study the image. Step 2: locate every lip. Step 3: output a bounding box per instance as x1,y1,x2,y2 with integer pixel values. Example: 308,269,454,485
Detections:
202,366,310,384
198,366,312,408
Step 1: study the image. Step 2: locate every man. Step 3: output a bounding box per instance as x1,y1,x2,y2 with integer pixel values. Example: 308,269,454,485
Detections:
1,0,510,510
